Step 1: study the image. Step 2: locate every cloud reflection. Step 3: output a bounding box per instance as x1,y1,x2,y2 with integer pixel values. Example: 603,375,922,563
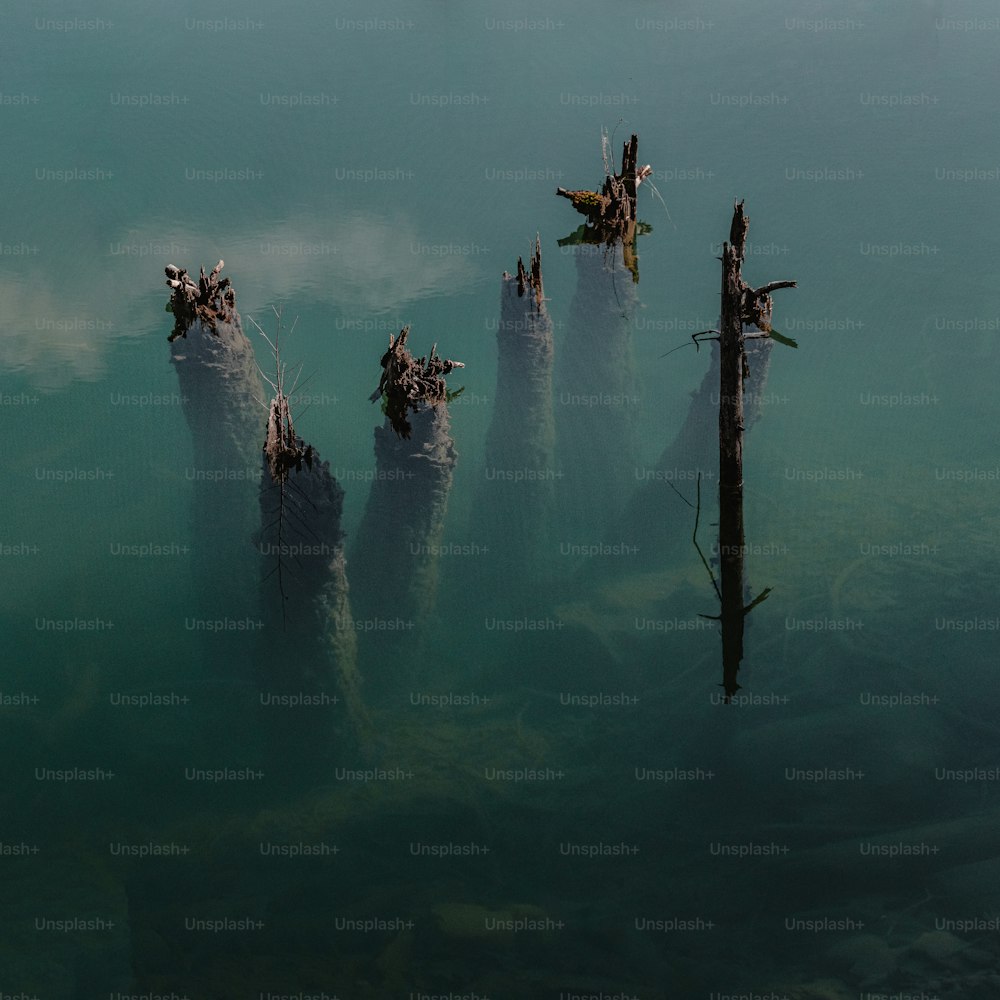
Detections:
3,210,480,388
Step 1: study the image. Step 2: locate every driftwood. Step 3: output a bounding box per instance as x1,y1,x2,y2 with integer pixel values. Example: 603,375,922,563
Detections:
475,238,557,599
368,325,464,439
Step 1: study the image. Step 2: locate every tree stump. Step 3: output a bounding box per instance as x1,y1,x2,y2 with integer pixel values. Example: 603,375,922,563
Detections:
552,133,653,540
474,238,557,604
165,261,263,636
350,328,464,660
554,241,641,540
556,133,651,281
257,379,370,746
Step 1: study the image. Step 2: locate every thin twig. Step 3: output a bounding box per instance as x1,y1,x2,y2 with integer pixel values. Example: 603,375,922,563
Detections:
692,472,722,603
660,329,720,359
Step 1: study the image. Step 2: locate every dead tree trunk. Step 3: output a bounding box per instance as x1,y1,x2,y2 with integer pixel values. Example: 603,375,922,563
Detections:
556,133,646,259
258,385,341,654
715,201,795,700
475,238,557,603
612,321,775,574
257,383,370,745
349,328,463,648
554,242,640,538
165,261,263,632
553,134,651,539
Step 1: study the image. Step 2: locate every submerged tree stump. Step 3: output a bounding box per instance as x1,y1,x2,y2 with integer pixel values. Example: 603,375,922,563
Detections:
554,239,641,541
165,261,263,630
612,328,774,573
368,326,464,439
553,134,652,541
257,370,369,744
475,238,557,602
258,380,339,644
165,260,236,343
350,328,463,647
556,132,651,282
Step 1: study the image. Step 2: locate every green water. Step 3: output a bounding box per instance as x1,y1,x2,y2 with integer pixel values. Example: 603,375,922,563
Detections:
3,0,1000,995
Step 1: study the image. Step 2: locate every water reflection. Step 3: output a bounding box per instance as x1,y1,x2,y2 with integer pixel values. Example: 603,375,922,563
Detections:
2,210,484,389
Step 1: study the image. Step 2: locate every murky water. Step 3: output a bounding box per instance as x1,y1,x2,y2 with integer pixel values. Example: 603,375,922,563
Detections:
3,0,999,996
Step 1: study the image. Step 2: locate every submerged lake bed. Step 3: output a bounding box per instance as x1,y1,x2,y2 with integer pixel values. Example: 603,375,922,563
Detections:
2,0,999,995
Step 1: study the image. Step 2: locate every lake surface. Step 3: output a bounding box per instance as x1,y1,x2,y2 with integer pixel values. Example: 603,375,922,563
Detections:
3,0,1000,996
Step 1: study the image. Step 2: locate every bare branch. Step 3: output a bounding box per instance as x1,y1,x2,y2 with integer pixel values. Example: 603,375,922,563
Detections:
754,280,797,296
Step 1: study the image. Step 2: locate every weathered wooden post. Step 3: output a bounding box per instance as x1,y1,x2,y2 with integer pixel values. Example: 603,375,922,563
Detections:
714,200,795,700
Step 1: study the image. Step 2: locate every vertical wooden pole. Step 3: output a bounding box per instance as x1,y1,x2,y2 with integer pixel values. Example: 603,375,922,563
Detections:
718,203,749,700
714,201,794,701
